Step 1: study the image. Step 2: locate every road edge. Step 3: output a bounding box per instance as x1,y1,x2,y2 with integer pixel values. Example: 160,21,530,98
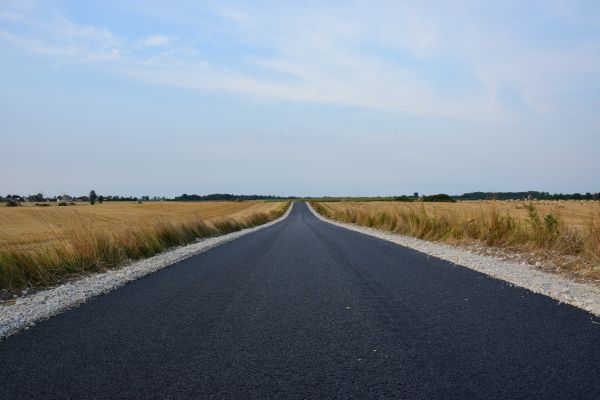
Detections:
306,202,600,317
0,202,294,339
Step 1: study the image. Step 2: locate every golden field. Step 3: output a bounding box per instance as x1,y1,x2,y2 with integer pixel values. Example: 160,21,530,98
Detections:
312,200,600,280
0,201,288,290
0,201,284,248
314,200,598,228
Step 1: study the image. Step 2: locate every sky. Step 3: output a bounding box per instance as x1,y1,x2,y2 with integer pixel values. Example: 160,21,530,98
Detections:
1,0,599,197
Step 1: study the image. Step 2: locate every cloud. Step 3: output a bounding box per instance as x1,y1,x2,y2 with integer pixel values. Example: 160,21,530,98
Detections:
1,1,599,121
0,29,120,61
216,8,248,24
141,35,170,47
0,6,121,61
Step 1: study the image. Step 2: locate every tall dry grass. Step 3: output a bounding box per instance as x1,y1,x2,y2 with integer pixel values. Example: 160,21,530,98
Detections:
312,201,600,279
0,202,289,290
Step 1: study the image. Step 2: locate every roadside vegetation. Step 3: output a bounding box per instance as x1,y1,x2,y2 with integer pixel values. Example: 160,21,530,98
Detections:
0,201,289,290
311,200,600,280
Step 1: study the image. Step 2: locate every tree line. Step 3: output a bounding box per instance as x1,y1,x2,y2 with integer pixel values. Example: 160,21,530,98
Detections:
0,192,290,205
2,190,598,205
453,191,600,201
174,193,291,201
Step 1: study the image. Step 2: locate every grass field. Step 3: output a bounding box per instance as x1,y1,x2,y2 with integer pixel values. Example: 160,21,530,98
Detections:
312,200,600,280
0,201,289,290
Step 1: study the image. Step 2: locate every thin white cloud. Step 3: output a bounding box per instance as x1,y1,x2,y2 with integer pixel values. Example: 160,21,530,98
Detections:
1,1,599,121
217,8,248,24
55,17,117,46
141,34,170,47
0,29,120,60
0,6,122,61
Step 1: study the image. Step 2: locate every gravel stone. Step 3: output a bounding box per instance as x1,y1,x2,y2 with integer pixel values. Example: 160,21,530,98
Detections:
307,203,600,317
0,203,293,339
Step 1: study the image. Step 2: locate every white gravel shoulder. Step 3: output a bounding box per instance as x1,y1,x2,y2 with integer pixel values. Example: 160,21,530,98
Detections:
307,203,600,317
0,203,293,339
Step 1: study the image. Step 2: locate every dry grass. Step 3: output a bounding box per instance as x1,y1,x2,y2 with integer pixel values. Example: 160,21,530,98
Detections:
312,200,600,280
0,201,289,290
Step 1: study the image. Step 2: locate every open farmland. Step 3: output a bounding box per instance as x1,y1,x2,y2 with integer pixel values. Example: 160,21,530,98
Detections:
0,201,288,290
312,200,600,280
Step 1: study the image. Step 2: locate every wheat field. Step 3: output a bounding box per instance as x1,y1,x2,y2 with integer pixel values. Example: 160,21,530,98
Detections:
312,200,600,280
0,201,284,248
316,200,598,228
0,201,288,290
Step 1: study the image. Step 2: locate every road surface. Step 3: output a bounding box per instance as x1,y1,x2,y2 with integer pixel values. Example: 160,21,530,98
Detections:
1,202,599,399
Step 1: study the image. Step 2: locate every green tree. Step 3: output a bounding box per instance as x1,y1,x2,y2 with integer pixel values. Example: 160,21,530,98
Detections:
89,190,98,205
28,193,45,202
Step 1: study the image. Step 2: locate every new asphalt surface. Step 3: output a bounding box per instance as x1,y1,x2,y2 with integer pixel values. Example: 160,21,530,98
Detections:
1,202,599,399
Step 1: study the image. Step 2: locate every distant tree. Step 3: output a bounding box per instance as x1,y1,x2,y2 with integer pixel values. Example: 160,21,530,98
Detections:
413,192,419,198
98,195,104,203
29,193,45,202
422,194,456,203
174,193,286,201
89,190,98,205
394,195,413,202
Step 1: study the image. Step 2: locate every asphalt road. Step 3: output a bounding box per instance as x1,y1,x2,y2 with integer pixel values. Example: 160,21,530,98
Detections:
1,202,599,399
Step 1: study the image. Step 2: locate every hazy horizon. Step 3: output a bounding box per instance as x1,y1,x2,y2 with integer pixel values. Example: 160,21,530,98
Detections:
2,190,598,200
2,1,599,197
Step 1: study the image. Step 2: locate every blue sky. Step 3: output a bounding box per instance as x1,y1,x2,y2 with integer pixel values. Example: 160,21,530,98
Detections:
1,0,599,197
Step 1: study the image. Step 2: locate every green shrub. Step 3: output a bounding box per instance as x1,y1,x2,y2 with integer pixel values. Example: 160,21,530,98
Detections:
394,195,413,202
422,194,456,202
